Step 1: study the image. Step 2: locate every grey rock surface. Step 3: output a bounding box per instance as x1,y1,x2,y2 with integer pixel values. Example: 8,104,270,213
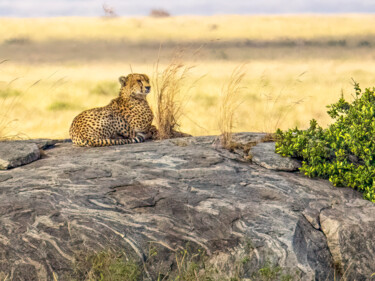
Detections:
0,141,40,170
250,141,302,171
21,138,71,149
0,133,374,280
319,199,375,279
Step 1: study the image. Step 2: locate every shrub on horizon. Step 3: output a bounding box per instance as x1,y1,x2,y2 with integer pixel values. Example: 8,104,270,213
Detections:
149,9,171,18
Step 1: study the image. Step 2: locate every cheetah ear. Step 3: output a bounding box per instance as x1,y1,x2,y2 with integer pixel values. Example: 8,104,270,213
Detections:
119,76,128,87
142,74,150,81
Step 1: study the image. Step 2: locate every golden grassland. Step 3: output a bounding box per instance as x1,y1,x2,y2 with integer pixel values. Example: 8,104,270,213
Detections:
1,15,375,139
2,15,375,42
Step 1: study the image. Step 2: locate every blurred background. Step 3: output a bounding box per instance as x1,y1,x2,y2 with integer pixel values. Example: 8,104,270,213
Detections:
0,0,375,139
2,0,375,16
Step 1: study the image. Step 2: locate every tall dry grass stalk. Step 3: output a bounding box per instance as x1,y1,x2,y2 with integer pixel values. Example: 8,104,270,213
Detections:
218,65,246,148
0,118,15,141
0,97,22,141
0,66,36,141
259,71,307,133
152,56,194,140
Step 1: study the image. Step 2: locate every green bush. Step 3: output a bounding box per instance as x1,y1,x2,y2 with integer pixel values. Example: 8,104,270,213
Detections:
276,82,375,202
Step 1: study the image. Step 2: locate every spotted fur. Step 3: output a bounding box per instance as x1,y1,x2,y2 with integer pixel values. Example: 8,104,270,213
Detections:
69,73,154,147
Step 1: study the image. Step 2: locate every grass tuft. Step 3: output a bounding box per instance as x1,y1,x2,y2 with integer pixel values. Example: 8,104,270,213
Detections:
71,249,141,281
172,247,215,280
218,65,246,149
152,55,194,140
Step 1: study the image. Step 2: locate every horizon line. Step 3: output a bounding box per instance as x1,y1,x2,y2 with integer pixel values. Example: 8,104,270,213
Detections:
1,12,375,19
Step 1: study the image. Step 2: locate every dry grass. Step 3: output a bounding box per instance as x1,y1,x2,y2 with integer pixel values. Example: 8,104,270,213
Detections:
152,54,194,139
258,71,308,133
1,16,375,139
0,93,22,141
0,101,14,141
0,272,9,281
218,65,246,148
71,249,141,281
2,15,375,43
0,117,16,141
0,62,16,141
1,60,375,139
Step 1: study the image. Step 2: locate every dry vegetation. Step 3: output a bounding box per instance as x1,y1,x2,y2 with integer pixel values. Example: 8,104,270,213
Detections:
219,65,246,148
152,55,193,139
1,15,375,139
0,101,17,141
1,15,375,42
0,79,23,141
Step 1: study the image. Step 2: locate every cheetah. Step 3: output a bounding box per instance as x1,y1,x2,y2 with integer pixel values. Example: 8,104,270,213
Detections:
69,73,154,147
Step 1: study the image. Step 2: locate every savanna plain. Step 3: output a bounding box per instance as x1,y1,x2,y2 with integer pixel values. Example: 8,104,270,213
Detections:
1,15,375,139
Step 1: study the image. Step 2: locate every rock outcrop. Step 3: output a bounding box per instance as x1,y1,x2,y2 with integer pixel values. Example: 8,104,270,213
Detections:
0,133,374,280
0,141,40,170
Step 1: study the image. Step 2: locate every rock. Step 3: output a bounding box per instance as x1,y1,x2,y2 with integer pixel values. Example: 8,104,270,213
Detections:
319,199,375,279
231,132,267,145
20,138,71,149
250,141,302,171
0,174,12,182
0,132,373,280
0,141,40,170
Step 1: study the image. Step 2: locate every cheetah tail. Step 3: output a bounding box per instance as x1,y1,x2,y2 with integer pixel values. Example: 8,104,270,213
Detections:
78,136,145,147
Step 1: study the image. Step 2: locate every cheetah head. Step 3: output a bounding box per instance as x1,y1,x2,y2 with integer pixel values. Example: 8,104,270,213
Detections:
119,73,151,99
